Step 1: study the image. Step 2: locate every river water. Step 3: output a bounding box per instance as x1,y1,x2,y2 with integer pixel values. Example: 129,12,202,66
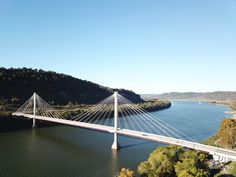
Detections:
0,101,231,177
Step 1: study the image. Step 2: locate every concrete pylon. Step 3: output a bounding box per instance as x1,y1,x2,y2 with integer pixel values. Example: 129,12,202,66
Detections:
32,92,36,128
111,91,120,150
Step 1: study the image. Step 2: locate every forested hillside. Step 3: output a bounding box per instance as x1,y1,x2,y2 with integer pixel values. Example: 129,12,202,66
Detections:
0,68,143,105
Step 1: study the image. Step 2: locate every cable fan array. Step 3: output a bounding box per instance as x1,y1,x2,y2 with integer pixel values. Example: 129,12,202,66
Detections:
15,92,194,142
15,93,64,119
71,93,194,141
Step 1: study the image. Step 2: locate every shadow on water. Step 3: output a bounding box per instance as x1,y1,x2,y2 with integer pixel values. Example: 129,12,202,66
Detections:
120,141,155,149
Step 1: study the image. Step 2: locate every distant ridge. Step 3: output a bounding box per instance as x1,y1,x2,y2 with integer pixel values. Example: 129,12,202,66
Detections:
0,67,143,105
141,91,236,101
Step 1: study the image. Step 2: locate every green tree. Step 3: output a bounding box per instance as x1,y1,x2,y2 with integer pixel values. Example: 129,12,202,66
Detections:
175,150,209,177
138,146,210,177
137,146,183,177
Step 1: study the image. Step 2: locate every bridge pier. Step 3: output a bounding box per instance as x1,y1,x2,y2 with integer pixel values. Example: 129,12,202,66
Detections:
111,132,120,149
32,92,36,128
111,91,120,150
32,119,36,128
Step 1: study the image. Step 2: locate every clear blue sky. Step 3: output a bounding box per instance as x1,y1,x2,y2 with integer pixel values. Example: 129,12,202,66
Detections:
0,0,236,94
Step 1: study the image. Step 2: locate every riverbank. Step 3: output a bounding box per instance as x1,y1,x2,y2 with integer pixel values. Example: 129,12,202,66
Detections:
202,100,236,176
0,113,57,133
202,100,236,149
216,100,236,118
61,99,171,118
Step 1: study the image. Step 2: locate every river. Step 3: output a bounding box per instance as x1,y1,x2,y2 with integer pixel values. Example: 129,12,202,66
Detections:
0,101,232,177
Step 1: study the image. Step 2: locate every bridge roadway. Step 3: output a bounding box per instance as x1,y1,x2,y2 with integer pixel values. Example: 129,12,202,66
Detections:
12,112,236,161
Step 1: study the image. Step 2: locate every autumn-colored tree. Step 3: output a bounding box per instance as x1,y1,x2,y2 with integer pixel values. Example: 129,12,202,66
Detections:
117,168,135,177
218,119,236,149
138,146,210,177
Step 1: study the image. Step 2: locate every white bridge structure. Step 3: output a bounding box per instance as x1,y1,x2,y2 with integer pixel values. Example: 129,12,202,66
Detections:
12,92,236,162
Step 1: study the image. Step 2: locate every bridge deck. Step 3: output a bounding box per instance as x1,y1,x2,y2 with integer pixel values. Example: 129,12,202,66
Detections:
12,113,236,161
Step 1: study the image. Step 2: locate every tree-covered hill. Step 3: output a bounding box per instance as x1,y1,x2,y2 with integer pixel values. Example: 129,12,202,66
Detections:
0,67,143,105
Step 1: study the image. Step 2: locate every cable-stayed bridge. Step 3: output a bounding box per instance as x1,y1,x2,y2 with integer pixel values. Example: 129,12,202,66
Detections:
12,92,236,162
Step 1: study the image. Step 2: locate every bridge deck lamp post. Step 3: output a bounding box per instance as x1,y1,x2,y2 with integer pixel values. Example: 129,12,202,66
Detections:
111,91,120,150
